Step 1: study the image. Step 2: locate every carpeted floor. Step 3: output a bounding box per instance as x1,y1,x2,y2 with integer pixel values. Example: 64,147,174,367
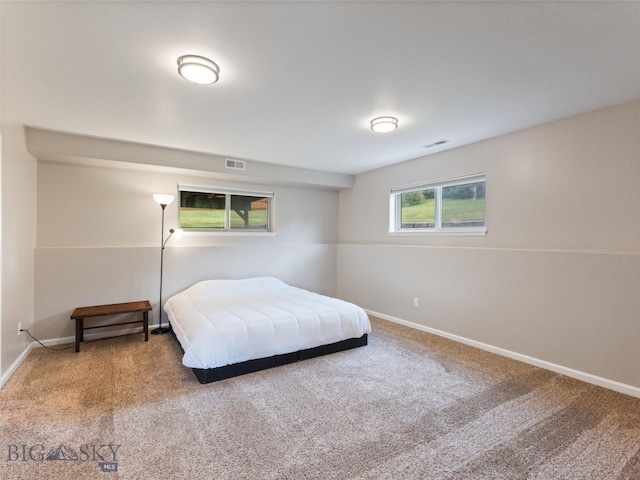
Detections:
1,316,639,479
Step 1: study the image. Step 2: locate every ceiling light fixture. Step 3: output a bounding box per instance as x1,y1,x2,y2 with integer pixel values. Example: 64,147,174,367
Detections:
177,55,220,84
370,116,398,133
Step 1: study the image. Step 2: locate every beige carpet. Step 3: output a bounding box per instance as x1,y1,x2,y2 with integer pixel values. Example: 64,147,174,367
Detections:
1,316,639,479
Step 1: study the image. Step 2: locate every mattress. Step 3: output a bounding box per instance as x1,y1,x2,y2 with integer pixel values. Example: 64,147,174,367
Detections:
164,277,372,370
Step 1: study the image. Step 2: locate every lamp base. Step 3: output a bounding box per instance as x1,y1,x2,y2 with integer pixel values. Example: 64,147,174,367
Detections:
151,326,171,335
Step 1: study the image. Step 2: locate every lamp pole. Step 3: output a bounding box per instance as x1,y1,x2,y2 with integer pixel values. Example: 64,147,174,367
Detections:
152,203,171,335
151,193,177,335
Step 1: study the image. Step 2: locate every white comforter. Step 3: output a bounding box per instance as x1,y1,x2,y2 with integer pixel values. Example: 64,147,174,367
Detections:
164,277,371,369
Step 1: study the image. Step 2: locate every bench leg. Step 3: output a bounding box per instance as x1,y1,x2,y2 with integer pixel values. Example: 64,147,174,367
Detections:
143,311,149,342
75,318,83,353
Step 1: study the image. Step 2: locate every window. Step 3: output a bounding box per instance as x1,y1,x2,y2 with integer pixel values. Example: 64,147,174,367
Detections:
390,173,486,234
178,185,274,232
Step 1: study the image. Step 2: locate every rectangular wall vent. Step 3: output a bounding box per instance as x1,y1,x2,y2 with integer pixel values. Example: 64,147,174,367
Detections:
424,139,450,149
225,158,246,171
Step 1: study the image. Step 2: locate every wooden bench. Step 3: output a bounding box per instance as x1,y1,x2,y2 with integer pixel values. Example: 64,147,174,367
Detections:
70,300,152,352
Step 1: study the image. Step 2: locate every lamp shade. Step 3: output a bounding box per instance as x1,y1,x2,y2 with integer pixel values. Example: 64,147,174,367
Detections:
177,55,220,84
370,116,398,133
153,194,175,206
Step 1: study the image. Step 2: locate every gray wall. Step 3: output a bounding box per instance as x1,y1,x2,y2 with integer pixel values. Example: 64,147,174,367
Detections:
1,124,37,378
34,163,340,341
337,99,640,391
7,92,640,396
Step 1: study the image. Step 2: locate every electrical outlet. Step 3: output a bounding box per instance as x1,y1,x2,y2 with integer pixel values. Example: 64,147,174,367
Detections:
18,322,22,335
413,297,419,307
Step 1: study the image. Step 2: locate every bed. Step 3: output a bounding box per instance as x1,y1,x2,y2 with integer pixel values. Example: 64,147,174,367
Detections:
164,277,371,383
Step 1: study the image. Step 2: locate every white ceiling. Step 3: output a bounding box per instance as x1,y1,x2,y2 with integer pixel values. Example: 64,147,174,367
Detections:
3,1,639,175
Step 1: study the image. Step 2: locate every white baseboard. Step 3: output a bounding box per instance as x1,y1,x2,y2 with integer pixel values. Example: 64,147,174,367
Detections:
5,315,638,399
0,324,154,389
367,309,640,399
0,342,36,389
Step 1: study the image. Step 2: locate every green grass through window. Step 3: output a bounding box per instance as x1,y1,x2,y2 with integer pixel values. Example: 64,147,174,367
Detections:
402,198,485,224
180,208,267,229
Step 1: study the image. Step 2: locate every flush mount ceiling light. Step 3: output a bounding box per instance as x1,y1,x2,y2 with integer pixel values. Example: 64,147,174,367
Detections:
177,55,219,84
370,116,398,133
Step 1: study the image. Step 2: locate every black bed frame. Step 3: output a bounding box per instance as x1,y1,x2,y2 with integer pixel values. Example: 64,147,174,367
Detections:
170,326,368,384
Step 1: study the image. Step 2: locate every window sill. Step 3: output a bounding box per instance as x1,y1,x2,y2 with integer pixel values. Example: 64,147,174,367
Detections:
388,228,487,237
182,230,277,237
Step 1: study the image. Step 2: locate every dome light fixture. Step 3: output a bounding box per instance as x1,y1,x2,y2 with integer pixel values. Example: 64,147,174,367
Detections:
370,116,398,133
177,55,220,84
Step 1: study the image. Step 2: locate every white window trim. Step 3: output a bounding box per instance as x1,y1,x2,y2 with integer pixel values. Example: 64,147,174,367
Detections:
181,230,277,237
178,184,275,234
389,173,487,236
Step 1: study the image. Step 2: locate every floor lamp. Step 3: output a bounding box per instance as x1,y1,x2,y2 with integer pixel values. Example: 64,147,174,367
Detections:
151,194,182,335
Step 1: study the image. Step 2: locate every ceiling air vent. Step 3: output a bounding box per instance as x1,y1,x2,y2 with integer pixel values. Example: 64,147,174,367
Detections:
225,158,246,171
424,139,450,149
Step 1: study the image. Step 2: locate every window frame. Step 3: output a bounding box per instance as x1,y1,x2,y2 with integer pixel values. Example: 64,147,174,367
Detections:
178,184,275,234
389,173,486,236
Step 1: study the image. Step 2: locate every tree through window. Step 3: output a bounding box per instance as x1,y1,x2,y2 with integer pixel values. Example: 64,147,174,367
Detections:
179,186,273,232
